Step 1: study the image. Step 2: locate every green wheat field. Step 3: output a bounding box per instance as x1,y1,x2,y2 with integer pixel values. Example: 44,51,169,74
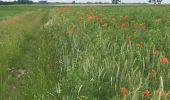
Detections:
0,5,170,100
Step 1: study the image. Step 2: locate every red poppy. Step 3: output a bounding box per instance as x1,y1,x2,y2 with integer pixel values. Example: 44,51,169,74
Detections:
160,57,168,63
139,23,145,29
143,89,150,97
120,87,128,95
88,15,93,21
56,8,65,13
136,43,141,47
154,18,161,23
121,23,126,28
102,23,108,27
120,16,128,21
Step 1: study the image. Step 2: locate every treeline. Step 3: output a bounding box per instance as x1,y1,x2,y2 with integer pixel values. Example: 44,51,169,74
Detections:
0,0,164,5
111,0,163,4
149,0,162,4
0,0,33,5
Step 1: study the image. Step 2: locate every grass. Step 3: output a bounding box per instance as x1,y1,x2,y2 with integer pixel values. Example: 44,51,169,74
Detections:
0,6,43,20
0,5,170,100
0,7,49,99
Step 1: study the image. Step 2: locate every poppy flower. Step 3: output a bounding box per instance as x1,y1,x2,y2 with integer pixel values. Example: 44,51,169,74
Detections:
120,16,128,21
154,18,161,23
102,23,108,27
139,23,145,29
88,15,93,21
136,43,141,47
56,8,65,13
143,89,150,97
160,57,168,63
120,87,128,95
121,23,126,28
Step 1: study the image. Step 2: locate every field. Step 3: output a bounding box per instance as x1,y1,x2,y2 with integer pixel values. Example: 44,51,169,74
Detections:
0,5,170,100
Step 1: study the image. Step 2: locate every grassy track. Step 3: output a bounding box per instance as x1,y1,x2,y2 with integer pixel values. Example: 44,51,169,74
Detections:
0,6,42,20
0,8,49,100
0,5,170,100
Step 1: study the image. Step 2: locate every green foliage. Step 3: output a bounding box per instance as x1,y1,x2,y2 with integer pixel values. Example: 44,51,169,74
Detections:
1,5,170,100
0,6,41,20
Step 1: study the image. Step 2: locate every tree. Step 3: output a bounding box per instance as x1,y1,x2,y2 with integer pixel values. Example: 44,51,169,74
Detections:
111,0,120,4
18,0,33,4
72,0,75,4
0,0,3,5
38,0,47,4
153,0,156,4
157,0,162,4
148,0,162,4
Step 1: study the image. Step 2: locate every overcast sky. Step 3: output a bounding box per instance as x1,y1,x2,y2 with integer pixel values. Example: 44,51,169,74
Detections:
3,0,170,3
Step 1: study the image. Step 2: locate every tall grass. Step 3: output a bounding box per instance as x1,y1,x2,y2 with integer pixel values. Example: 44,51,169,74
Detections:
1,5,170,100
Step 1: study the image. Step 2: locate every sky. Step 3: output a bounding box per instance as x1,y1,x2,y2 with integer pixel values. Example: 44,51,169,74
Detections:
3,0,170,3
